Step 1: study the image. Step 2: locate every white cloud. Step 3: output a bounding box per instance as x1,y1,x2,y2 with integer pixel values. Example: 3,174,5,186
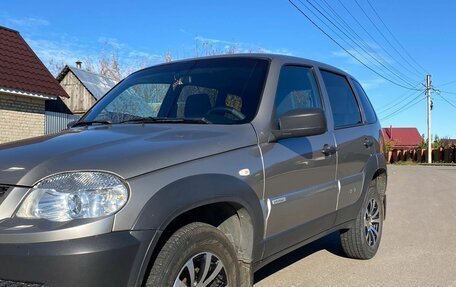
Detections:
359,78,387,90
98,36,125,50
128,50,161,59
194,35,293,56
194,36,237,46
26,34,166,77
25,38,87,64
6,17,50,27
331,48,393,66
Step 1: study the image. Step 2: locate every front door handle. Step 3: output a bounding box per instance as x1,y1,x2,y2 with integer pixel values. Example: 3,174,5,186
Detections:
322,144,337,156
363,138,373,148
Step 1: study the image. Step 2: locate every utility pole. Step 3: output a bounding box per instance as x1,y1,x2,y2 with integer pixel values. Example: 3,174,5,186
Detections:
426,74,432,163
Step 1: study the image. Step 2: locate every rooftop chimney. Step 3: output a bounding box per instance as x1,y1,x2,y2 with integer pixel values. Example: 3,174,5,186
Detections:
75,60,82,69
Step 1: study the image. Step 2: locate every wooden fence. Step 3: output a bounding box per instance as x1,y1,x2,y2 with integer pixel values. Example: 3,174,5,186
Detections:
387,148,456,163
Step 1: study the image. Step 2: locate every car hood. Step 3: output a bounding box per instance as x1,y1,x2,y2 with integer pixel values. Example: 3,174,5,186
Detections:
0,124,258,186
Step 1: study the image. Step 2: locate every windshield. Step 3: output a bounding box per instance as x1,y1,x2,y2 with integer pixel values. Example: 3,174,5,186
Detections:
81,57,269,125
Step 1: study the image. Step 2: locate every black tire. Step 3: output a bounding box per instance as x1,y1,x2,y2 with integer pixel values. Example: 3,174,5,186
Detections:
340,180,384,259
145,222,240,287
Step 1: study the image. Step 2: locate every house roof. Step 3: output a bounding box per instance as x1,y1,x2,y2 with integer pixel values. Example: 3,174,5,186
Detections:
56,66,118,100
382,127,422,149
0,26,68,99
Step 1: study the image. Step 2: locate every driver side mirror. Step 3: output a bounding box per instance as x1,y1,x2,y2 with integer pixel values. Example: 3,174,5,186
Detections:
272,108,327,140
67,120,78,129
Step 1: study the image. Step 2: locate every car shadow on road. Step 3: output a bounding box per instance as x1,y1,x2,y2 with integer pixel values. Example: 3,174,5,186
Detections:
254,231,346,284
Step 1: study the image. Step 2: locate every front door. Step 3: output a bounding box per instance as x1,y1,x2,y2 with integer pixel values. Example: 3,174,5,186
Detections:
262,65,338,257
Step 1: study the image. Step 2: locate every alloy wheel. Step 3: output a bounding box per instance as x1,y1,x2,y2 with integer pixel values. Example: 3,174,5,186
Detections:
364,198,381,247
174,252,228,287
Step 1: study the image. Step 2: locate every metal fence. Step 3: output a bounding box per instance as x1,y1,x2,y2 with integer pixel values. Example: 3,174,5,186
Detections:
45,111,80,135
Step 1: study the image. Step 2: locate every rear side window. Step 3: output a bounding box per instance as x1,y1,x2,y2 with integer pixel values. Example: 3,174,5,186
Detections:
352,80,377,124
275,66,322,118
320,70,362,128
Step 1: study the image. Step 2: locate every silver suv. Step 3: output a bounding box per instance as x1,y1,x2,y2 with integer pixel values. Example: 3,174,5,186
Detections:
0,54,387,287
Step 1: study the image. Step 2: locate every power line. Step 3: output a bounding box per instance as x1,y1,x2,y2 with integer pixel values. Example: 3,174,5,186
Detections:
334,0,423,80
438,90,456,95
381,97,426,121
365,0,427,74
380,92,423,119
354,0,425,77
438,93,456,110
302,0,418,87
309,0,419,86
376,83,423,113
287,0,422,90
380,92,425,121
377,88,422,114
436,79,456,87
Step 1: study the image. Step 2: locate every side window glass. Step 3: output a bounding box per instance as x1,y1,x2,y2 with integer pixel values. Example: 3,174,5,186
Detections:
352,80,377,124
320,71,362,128
275,66,322,118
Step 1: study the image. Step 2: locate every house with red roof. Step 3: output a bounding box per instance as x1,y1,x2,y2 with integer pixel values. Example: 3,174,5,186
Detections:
382,126,423,149
0,26,69,144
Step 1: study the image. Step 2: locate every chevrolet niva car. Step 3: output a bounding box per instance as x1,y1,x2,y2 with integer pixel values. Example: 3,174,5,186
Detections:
0,54,387,287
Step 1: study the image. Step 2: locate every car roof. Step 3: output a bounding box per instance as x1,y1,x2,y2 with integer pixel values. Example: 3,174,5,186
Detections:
132,53,353,79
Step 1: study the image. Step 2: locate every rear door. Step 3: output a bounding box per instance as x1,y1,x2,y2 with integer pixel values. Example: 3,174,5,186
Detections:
262,65,338,256
320,70,373,210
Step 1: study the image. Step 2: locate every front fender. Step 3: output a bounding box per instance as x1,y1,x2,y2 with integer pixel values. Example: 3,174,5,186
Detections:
133,174,264,240
128,173,265,287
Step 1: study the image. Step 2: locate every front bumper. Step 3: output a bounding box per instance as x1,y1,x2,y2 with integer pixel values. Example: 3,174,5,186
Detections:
0,230,159,287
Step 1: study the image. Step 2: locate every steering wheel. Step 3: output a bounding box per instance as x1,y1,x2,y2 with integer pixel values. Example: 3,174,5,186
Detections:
207,106,246,120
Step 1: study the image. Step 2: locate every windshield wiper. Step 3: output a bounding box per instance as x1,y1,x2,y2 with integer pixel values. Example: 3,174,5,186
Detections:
72,120,112,127
119,117,160,124
120,117,211,124
156,118,211,124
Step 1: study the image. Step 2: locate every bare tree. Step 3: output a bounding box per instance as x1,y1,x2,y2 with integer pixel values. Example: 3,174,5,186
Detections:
47,58,66,77
99,51,122,81
45,36,262,80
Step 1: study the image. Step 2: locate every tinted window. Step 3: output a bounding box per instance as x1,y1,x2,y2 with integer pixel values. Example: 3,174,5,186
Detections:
83,58,269,124
321,71,362,128
275,66,322,118
352,80,377,124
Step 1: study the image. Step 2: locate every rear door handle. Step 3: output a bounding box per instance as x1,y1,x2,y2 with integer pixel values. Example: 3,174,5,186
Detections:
322,144,337,156
363,138,373,147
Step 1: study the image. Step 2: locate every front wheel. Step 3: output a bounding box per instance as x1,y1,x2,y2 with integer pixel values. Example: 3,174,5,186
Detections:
145,222,240,287
340,180,384,259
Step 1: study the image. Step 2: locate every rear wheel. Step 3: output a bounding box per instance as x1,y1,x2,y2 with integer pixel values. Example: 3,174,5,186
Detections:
340,180,384,259
145,222,240,287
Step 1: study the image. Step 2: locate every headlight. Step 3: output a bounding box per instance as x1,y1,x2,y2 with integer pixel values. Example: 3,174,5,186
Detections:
16,172,129,222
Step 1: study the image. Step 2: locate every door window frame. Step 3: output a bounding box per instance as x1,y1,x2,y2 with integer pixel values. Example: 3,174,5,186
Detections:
319,69,364,130
349,77,378,125
273,64,326,122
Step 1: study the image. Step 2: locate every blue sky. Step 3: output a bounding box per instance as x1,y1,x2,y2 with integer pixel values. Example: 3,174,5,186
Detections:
1,0,455,137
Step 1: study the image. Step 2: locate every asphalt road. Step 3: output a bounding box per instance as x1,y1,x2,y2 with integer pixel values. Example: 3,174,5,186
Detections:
254,165,456,287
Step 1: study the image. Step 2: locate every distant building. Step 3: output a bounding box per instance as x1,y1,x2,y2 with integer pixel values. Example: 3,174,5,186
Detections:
382,126,422,149
0,26,69,144
56,63,118,115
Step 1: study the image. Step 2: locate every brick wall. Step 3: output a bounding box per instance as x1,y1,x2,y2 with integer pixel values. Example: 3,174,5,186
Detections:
0,93,45,144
